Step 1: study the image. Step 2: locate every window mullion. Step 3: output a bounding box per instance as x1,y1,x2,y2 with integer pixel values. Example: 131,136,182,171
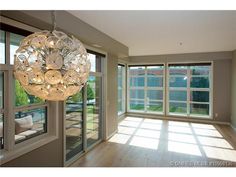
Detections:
4,32,15,151
122,66,126,113
5,31,15,150
187,67,191,116
83,85,88,152
144,66,147,112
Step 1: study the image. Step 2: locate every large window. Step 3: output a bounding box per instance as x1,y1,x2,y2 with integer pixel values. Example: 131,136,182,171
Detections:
128,65,164,114
0,26,53,162
118,64,126,115
8,31,47,144
168,63,212,118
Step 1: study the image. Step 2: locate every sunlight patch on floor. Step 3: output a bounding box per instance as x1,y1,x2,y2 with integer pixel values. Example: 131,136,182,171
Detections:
191,123,215,130
109,117,236,163
168,125,192,134
168,132,197,144
118,126,136,135
119,120,140,128
203,146,236,162
198,136,233,149
193,128,223,138
129,136,159,150
135,129,161,139
140,122,162,130
108,134,131,144
143,119,163,124
168,141,202,156
124,117,144,122
169,121,190,127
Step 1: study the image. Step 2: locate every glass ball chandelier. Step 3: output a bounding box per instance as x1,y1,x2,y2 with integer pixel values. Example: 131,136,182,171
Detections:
13,11,91,101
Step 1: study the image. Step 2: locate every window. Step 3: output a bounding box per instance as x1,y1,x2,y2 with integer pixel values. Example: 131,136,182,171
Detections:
14,107,47,144
118,64,126,115
14,79,47,143
168,63,212,118
5,30,48,144
10,33,24,65
128,65,164,114
0,25,57,164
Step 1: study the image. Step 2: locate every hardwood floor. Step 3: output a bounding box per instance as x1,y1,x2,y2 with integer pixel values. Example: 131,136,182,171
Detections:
70,117,236,167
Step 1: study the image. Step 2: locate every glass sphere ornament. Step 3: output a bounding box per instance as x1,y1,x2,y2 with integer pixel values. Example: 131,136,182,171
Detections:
14,30,91,101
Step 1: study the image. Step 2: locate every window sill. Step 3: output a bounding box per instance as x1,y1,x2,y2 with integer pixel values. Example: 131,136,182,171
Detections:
168,113,212,119
0,134,58,165
128,110,164,115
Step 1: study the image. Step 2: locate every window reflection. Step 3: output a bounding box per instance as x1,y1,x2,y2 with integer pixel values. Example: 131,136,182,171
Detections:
10,33,25,65
0,30,5,64
87,76,102,147
66,91,83,161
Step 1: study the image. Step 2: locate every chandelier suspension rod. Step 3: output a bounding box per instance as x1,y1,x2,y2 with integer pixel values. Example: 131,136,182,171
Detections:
51,10,57,31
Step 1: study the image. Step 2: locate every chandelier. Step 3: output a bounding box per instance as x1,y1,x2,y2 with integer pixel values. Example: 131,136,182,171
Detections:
13,11,91,101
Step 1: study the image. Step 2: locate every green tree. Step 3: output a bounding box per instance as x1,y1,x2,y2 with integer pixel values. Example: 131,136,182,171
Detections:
68,91,83,103
15,80,28,106
87,84,94,102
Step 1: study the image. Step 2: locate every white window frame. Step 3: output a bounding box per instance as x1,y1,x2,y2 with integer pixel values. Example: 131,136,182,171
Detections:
118,64,126,116
166,62,213,119
0,17,59,165
127,64,165,115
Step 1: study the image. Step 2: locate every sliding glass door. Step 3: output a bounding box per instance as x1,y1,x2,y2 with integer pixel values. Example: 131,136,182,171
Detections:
65,90,84,161
64,50,104,163
86,76,102,147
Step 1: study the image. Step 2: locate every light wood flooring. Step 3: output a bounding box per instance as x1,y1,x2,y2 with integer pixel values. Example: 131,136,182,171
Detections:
70,117,236,167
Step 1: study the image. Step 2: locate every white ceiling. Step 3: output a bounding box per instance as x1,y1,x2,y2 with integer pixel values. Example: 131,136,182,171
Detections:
69,11,236,56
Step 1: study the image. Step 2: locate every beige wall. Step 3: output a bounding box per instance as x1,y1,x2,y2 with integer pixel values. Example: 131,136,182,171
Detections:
106,54,118,137
231,50,236,128
129,51,233,123
1,11,124,167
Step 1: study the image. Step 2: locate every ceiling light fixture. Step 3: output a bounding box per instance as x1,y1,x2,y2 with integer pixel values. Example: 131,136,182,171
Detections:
14,11,91,101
